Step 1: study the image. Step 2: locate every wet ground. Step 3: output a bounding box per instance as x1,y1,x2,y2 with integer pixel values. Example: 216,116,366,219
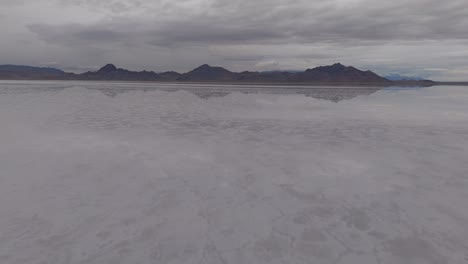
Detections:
1,81,467,264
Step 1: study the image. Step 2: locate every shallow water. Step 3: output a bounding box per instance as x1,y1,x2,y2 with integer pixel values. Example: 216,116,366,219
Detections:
1,81,467,264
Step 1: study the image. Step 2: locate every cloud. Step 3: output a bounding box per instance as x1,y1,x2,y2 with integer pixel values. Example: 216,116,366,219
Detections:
59,0,146,13
28,0,468,47
0,0,27,7
2,0,468,80
28,24,123,46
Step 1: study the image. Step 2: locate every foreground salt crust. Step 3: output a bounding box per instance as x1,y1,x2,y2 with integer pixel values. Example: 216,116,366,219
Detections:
0,83,467,264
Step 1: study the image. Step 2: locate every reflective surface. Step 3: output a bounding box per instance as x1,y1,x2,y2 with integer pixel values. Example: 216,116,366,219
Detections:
1,81,467,264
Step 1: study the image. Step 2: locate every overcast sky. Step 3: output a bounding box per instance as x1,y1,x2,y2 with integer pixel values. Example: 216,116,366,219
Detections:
1,0,468,80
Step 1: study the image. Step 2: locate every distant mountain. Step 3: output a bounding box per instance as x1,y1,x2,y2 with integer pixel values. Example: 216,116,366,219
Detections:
79,64,161,81
173,63,390,84
0,65,65,80
158,71,182,80
97,64,118,73
235,70,291,82
289,63,391,84
178,64,235,81
384,74,425,81
0,63,435,85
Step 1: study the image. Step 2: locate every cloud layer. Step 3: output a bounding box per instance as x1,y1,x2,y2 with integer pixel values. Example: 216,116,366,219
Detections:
1,0,468,80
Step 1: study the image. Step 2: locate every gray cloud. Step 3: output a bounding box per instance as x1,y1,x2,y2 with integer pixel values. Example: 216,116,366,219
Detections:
222,55,266,62
28,0,468,48
59,0,145,13
2,0,468,80
0,0,26,7
28,24,126,46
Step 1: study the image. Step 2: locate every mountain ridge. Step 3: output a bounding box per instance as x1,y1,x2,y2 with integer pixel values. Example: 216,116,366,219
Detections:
0,63,437,85
0,65,66,80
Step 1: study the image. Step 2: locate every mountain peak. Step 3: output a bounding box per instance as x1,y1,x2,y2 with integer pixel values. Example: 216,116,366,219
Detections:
193,64,214,70
327,63,347,70
190,64,232,73
180,64,234,81
307,63,347,72
97,64,118,73
298,63,391,83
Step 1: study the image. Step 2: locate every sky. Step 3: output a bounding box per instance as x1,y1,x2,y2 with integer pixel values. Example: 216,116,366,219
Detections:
1,0,468,81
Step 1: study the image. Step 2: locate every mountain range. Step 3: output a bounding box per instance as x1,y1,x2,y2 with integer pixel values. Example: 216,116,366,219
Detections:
0,63,436,85
0,65,66,80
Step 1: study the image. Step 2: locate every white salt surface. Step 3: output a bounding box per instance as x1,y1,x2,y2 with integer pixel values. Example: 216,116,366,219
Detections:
0,81,467,264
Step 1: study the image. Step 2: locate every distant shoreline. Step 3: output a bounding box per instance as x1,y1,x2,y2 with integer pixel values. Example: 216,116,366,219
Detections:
1,79,464,87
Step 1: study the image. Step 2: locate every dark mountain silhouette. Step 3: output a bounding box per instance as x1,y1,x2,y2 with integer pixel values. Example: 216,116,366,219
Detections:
159,71,182,80
289,63,390,84
178,64,235,81
173,63,391,84
79,64,161,81
97,64,118,73
0,65,65,80
235,71,291,82
0,63,438,85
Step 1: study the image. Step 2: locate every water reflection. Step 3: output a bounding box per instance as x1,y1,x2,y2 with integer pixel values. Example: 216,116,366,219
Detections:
0,81,385,102
92,85,383,102
1,81,468,264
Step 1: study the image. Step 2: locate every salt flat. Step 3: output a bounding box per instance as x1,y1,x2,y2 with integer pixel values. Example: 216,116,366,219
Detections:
0,81,467,264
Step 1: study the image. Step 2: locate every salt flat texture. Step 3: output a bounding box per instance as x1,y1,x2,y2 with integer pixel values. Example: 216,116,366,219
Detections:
0,81,467,264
